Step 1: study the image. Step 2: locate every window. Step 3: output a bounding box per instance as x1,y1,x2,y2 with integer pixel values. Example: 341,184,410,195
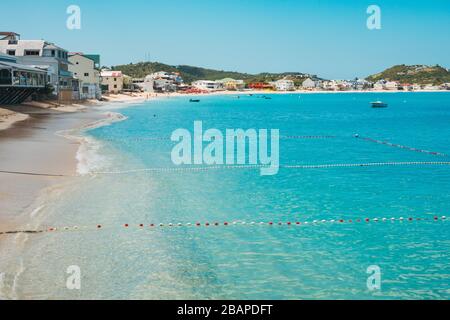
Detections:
24,50,40,56
84,73,89,77
7,50,16,56
114,85,117,88
51,50,55,57
114,78,117,81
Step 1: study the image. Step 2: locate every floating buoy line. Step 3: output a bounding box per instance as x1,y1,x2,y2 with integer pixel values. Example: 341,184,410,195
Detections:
100,135,338,142
92,162,450,175
0,215,447,236
0,161,449,177
355,135,448,157
0,134,447,177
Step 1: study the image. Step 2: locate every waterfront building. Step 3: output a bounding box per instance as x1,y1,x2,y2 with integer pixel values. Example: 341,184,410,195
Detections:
301,78,316,89
68,53,102,99
192,80,222,91
0,32,75,100
272,79,295,91
101,70,124,94
217,78,245,90
0,52,47,104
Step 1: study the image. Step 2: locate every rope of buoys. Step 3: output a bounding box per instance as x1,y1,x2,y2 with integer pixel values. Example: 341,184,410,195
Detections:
101,135,337,142
0,215,447,236
1,161,449,177
91,161,450,175
355,135,448,157
0,170,70,177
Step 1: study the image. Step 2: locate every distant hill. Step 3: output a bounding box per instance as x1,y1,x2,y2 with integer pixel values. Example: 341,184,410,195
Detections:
366,64,450,85
111,61,320,85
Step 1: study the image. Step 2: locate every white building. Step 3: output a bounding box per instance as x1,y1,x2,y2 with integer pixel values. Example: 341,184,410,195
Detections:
302,78,316,89
385,81,399,90
273,79,295,91
68,53,101,99
192,80,222,91
0,32,75,99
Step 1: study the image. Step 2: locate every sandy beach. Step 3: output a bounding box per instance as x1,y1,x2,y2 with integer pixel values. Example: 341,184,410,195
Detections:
0,93,149,235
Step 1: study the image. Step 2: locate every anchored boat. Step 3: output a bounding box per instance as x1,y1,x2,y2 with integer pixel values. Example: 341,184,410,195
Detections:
371,101,388,108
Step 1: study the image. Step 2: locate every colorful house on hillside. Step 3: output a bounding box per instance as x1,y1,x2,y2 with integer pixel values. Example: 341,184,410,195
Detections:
248,82,274,90
217,78,245,90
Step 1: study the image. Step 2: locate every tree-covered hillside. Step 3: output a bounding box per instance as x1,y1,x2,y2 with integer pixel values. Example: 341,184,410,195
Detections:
111,61,320,84
366,64,450,85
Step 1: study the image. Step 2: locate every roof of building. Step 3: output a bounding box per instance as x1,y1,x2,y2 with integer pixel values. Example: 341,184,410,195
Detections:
101,70,123,77
0,32,20,39
0,52,17,63
0,60,47,73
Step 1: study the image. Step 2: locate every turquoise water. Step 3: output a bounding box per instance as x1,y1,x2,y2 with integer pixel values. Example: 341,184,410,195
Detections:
12,92,450,299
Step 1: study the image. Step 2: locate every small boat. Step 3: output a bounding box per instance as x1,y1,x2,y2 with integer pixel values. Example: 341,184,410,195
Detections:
264,96,272,100
371,101,388,108
189,99,200,103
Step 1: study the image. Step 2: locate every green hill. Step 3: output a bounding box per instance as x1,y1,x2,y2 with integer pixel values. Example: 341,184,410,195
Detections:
111,61,319,84
366,64,450,85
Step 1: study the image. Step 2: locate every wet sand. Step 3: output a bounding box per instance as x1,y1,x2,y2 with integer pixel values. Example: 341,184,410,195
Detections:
0,106,104,233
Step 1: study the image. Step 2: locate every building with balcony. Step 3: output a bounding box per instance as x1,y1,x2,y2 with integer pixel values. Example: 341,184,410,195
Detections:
0,52,47,104
0,32,76,100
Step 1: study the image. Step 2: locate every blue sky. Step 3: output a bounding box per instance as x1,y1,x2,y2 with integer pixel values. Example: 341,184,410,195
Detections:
1,0,449,79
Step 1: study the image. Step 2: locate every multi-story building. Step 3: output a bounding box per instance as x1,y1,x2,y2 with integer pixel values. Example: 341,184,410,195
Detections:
0,52,47,104
101,70,123,94
68,53,101,99
217,78,245,91
0,32,76,100
273,79,295,91
192,80,222,91
301,78,316,89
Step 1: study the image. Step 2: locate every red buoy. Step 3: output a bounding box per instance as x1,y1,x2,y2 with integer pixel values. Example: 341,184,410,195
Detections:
224,222,228,226
124,224,129,227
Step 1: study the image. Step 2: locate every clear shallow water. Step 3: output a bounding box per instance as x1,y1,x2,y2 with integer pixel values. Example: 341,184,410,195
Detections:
8,92,450,299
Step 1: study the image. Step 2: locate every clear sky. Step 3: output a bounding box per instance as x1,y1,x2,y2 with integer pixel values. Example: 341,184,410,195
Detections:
1,0,449,79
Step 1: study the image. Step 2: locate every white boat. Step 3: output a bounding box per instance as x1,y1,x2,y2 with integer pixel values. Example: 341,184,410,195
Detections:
371,101,388,108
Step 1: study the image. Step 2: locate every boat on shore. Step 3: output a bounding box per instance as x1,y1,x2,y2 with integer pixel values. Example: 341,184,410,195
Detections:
371,101,388,108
